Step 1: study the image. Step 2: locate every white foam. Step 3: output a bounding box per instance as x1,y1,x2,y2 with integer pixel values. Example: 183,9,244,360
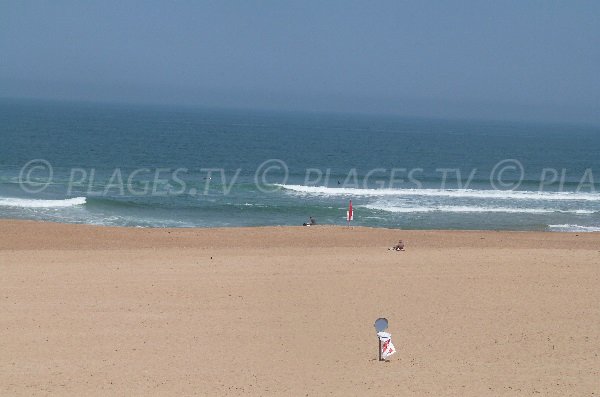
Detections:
362,204,595,214
0,197,87,208
275,184,600,201
547,224,600,232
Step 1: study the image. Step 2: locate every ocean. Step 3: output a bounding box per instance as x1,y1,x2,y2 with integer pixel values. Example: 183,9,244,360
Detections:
2,98,600,231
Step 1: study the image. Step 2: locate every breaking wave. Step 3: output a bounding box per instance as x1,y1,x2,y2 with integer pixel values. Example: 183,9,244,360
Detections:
0,197,87,208
275,184,600,201
547,224,600,232
362,204,595,214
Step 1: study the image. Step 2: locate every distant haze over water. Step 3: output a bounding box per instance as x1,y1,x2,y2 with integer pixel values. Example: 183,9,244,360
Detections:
2,2,599,125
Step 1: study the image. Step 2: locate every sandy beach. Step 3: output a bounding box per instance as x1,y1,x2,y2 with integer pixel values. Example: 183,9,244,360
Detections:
1,220,598,396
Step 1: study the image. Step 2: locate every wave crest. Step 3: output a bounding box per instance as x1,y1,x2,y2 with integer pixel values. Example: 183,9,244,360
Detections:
362,204,595,214
0,197,87,208
275,184,600,201
547,224,600,232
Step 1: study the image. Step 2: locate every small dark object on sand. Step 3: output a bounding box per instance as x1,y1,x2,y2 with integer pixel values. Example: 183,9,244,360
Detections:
303,216,317,226
389,240,405,251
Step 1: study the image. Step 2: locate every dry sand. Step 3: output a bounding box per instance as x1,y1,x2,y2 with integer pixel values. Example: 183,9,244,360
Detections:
1,220,599,396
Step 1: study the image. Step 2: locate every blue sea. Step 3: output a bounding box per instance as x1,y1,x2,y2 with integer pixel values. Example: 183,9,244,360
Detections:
2,98,600,231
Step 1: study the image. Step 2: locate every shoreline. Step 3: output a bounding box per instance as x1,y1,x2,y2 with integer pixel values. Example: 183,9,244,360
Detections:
2,219,600,251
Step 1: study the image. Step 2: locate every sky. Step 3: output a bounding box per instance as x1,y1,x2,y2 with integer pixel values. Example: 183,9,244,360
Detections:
1,1,599,124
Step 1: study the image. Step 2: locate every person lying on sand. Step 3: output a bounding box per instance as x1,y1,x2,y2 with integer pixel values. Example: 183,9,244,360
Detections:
388,240,405,251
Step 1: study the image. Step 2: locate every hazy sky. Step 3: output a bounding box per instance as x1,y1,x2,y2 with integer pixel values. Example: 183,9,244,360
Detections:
1,1,599,123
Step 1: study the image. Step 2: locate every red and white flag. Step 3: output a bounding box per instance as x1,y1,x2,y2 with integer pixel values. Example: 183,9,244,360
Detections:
346,200,353,221
377,331,396,359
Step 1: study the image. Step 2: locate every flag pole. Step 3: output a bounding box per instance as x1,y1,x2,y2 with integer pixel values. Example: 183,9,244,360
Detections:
378,338,382,361
347,199,353,228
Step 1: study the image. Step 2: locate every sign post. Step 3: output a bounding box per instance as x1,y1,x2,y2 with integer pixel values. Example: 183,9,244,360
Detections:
374,317,396,361
374,318,388,361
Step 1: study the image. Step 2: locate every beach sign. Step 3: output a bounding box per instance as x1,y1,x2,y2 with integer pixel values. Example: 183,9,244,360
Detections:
374,317,396,361
346,199,353,226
